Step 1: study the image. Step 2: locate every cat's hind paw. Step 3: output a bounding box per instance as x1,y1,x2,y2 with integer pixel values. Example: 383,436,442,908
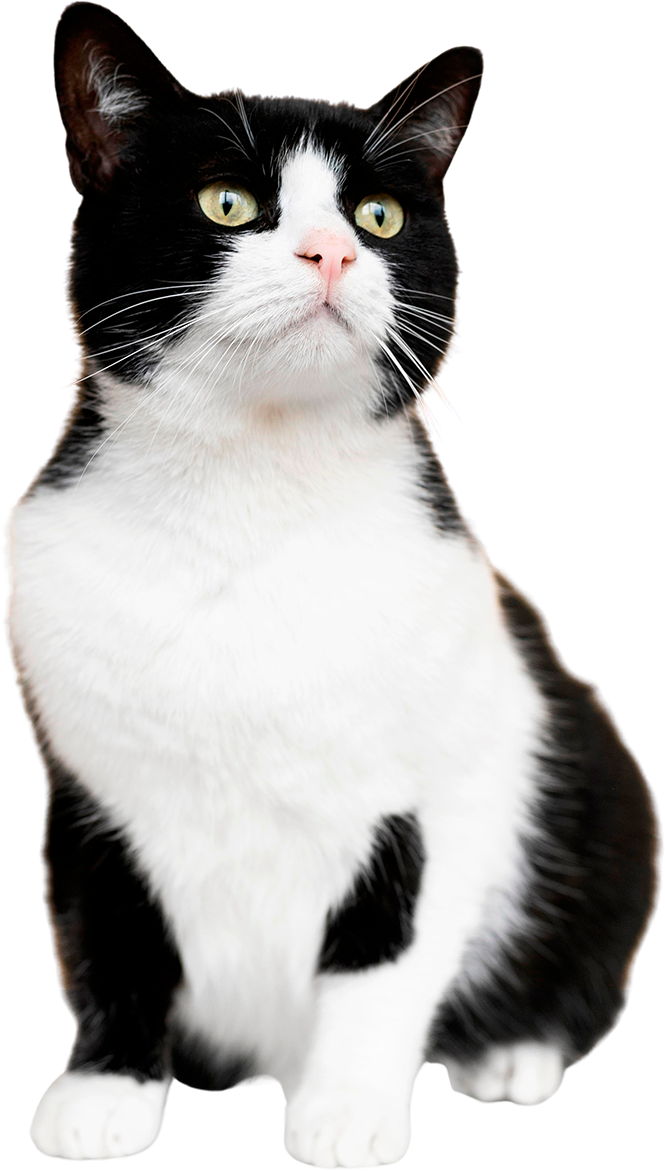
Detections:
445,1041,564,1105
30,1071,169,1159
285,1090,410,1167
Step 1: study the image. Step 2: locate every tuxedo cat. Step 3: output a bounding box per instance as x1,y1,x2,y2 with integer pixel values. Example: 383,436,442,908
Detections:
10,2,655,1164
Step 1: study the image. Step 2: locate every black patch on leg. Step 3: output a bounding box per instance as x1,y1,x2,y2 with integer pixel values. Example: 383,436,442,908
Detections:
46,762,182,1081
318,813,425,973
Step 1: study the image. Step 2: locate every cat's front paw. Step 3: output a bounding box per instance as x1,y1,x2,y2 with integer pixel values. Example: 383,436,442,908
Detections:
285,1089,410,1168
31,1071,169,1159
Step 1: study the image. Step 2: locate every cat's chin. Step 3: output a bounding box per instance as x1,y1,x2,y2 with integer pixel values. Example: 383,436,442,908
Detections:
256,305,359,376
284,300,351,339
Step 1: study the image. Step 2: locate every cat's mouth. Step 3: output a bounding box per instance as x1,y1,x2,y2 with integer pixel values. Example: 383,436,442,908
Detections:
317,302,350,331
268,300,352,340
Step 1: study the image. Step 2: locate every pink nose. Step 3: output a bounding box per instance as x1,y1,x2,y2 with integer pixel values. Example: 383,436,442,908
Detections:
297,233,356,296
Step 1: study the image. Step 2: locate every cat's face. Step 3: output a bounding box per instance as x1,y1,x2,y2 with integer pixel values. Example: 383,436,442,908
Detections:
57,4,481,422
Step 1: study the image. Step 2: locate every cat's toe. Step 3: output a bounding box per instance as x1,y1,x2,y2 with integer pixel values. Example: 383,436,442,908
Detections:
31,1071,169,1159
446,1041,564,1106
285,1090,410,1167
506,1042,564,1104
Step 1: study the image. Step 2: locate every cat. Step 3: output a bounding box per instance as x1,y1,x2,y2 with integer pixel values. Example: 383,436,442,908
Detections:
9,1,656,1164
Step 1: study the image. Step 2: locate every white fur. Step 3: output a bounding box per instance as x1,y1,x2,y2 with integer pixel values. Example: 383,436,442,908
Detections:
87,51,147,126
31,1073,168,1158
11,147,558,1164
445,1042,564,1105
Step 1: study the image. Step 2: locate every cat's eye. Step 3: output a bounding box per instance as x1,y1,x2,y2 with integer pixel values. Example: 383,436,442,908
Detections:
198,182,260,227
354,194,404,239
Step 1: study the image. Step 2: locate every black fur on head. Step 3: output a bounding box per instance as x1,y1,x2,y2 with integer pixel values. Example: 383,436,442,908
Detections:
55,3,482,414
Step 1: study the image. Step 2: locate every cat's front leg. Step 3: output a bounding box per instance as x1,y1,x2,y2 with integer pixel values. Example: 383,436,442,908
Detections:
31,1073,171,1161
285,819,471,1168
32,770,182,1159
285,962,423,1168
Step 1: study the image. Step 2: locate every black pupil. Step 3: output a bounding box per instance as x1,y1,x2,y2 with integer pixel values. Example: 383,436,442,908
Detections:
373,203,386,228
221,191,236,216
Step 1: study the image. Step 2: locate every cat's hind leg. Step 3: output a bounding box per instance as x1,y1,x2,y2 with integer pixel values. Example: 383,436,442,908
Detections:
444,1041,564,1104
32,768,181,1159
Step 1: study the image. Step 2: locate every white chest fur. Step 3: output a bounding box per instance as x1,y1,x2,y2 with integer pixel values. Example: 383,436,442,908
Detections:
10,408,542,1081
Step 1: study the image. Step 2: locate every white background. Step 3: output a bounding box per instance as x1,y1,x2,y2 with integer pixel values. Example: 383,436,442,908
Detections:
1,0,665,1166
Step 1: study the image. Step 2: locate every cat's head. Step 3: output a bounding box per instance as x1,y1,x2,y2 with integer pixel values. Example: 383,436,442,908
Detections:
56,3,481,426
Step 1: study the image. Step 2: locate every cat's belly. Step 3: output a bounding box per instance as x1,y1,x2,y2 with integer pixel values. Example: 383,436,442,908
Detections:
10,478,543,1079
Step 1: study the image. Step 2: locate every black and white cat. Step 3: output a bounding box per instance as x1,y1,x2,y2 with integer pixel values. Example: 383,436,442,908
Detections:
9,2,656,1165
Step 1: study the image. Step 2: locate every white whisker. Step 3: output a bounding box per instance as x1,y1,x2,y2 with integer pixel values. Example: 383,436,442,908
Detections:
365,73,481,159
384,324,457,420
394,301,455,327
200,104,251,160
372,124,468,166
73,381,167,491
363,63,429,152
234,90,258,155
77,282,211,322
81,289,208,334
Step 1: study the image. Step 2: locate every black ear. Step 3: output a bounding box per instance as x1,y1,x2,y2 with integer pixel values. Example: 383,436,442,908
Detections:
365,48,483,183
54,2,186,193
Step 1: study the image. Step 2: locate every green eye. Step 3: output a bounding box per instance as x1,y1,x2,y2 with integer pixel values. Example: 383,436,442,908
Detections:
198,182,259,227
354,194,404,239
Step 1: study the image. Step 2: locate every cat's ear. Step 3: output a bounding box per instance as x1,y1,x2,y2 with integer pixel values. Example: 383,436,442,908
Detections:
54,3,187,193
366,48,483,183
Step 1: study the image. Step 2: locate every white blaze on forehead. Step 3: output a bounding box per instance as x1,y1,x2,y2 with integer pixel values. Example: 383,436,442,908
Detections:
278,146,352,245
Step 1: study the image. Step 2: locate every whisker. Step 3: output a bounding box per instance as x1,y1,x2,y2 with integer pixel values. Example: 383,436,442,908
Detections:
363,63,429,153
396,319,451,353
372,333,443,435
199,105,252,160
73,381,167,490
372,123,469,165
63,311,211,393
162,335,243,454
394,301,455,326
144,333,228,455
77,282,212,321
393,285,456,303
234,90,257,154
385,324,456,418
81,289,208,334
365,73,481,159
85,304,230,362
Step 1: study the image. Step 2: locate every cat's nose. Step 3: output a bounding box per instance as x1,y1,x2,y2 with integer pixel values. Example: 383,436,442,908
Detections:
297,232,356,295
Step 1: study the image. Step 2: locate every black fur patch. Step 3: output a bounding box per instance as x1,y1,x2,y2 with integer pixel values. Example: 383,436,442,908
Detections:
428,574,657,1066
46,764,182,1081
409,413,466,536
318,813,425,972
29,381,105,493
171,1025,253,1092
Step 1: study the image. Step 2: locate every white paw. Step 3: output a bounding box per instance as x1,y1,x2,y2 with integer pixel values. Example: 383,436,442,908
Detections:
285,1090,410,1168
31,1071,169,1159
446,1041,564,1105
